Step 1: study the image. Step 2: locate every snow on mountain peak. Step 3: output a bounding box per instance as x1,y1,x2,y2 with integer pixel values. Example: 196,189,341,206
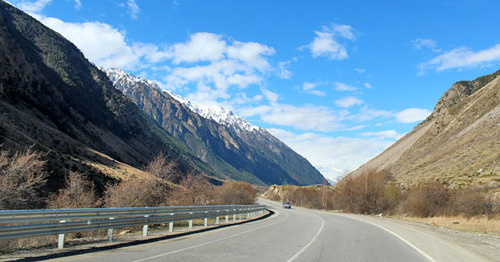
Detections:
103,68,160,91
102,68,259,132
167,91,259,132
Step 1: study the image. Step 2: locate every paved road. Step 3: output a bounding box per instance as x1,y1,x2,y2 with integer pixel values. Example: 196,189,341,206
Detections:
50,199,493,262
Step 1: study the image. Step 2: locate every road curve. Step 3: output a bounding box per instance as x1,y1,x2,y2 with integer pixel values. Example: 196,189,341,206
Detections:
48,199,494,262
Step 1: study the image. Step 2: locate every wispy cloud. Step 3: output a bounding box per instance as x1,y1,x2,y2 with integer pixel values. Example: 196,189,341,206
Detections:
302,82,327,96
17,0,52,13
127,0,140,19
267,128,396,180
277,58,297,79
239,104,343,132
303,23,357,60
419,44,500,73
396,108,431,123
359,130,404,140
334,82,357,91
73,0,81,9
334,96,363,108
354,68,365,74
412,38,440,52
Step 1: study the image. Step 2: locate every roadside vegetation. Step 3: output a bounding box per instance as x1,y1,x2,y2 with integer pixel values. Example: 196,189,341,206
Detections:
0,148,258,253
264,170,498,234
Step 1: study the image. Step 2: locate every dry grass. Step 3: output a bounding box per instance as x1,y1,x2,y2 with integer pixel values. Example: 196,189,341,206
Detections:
393,215,500,235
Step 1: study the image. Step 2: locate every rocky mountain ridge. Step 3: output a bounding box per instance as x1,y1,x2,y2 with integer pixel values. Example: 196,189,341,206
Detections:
103,68,325,186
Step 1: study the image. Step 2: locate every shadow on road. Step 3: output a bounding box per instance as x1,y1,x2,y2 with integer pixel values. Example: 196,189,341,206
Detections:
7,210,275,262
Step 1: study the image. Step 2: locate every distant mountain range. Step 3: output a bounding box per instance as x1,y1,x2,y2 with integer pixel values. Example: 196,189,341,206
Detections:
0,1,324,192
348,70,499,198
103,68,325,186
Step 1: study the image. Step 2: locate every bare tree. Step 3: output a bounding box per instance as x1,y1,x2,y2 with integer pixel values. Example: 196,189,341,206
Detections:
0,148,47,209
48,172,101,208
144,152,179,182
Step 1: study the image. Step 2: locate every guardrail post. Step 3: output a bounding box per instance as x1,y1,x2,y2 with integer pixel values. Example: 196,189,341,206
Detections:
204,211,208,227
58,220,66,249
239,213,242,220
143,215,149,237
216,211,220,224
169,213,174,233
189,212,193,229
225,214,229,223
108,217,114,242
233,211,236,221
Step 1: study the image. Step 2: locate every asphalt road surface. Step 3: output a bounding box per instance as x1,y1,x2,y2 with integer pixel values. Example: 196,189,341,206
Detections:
45,198,494,262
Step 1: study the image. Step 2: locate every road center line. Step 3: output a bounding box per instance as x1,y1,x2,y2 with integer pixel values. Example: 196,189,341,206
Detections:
132,211,289,262
334,214,436,262
286,215,325,262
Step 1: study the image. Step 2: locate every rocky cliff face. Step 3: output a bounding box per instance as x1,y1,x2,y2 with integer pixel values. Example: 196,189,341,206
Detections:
348,70,500,193
103,68,326,186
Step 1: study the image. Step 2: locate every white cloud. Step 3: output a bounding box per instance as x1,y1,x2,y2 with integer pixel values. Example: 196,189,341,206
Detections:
412,38,438,51
17,0,51,13
155,32,227,64
335,96,363,108
267,129,395,181
302,82,327,96
127,0,140,19
261,88,279,103
277,58,296,79
239,104,342,132
396,108,431,123
27,11,276,101
334,82,357,91
73,0,81,9
355,106,393,121
227,41,275,72
360,130,404,140
36,16,147,70
343,125,368,131
419,44,500,73
354,68,365,74
305,23,357,60
363,82,372,88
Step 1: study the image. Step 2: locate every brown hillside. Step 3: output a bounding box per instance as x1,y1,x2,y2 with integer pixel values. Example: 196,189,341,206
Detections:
348,70,500,199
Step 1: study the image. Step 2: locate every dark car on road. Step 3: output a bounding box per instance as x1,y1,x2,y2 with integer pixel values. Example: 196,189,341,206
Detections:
282,202,291,209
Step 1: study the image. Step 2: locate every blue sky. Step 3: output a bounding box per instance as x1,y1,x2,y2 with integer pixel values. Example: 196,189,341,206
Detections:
7,0,500,181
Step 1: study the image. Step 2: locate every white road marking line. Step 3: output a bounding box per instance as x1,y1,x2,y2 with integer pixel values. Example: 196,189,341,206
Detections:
132,211,289,262
286,215,325,262
335,214,436,262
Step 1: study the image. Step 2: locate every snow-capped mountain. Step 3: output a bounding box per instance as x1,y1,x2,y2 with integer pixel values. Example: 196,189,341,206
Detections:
102,68,325,186
167,92,259,133
104,68,258,133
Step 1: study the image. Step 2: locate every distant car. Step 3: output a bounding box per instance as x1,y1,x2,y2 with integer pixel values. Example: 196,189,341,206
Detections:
282,202,291,209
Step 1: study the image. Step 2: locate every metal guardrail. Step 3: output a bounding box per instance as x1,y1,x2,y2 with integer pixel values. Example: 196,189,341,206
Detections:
0,204,267,248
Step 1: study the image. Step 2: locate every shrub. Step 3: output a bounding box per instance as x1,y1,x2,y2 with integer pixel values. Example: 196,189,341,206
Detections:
169,174,214,206
0,148,47,209
105,178,170,207
215,181,257,205
48,172,101,208
447,188,491,218
404,181,448,217
333,170,391,214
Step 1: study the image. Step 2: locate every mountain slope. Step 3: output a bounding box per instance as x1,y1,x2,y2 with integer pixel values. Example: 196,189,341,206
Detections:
103,68,325,186
0,1,213,191
348,70,500,190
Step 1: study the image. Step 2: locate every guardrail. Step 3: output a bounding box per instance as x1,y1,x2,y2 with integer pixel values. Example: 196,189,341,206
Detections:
0,204,267,248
